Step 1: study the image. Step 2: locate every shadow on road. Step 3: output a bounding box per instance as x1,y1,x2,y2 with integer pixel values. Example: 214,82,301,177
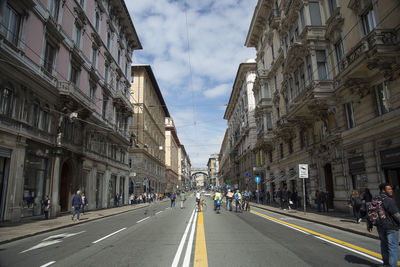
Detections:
344,254,380,266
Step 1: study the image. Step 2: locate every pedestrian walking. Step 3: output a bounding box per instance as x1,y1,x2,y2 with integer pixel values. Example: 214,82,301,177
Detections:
361,188,373,215
281,188,288,210
234,190,242,213
321,191,328,212
367,183,400,267
41,195,50,220
170,192,176,208
291,190,298,209
81,193,88,214
180,191,186,208
115,193,120,207
226,189,233,211
130,193,134,205
350,189,362,223
266,191,271,204
71,190,82,221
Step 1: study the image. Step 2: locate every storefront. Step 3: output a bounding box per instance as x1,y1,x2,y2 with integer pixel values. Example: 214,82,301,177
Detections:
108,175,116,207
348,156,367,191
381,147,400,208
0,148,11,220
22,153,49,217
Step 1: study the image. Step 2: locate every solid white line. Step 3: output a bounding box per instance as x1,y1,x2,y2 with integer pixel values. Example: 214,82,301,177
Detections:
92,228,127,244
40,261,56,267
171,209,196,267
251,209,383,263
314,236,382,263
182,211,198,267
136,216,150,223
156,211,163,215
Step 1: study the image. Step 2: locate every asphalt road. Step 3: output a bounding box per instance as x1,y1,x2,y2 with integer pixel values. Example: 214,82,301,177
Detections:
0,195,392,267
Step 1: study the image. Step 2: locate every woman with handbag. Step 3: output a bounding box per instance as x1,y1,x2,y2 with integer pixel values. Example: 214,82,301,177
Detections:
41,195,50,220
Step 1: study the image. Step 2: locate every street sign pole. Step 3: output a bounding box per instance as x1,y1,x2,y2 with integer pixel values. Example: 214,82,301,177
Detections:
303,178,306,214
255,176,260,204
298,164,309,214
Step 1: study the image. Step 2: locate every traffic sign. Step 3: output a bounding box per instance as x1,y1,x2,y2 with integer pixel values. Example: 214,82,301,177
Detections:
255,176,260,183
226,185,230,188
245,172,249,177
299,164,309,178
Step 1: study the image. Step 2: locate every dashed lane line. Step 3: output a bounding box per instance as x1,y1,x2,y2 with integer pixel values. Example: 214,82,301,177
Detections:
92,228,127,244
136,216,150,224
40,261,56,267
156,211,163,215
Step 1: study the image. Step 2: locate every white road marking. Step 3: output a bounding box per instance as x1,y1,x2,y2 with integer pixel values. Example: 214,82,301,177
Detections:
314,236,382,263
156,211,163,215
92,228,127,244
40,261,56,267
21,231,86,253
171,209,196,267
136,216,150,223
182,211,198,267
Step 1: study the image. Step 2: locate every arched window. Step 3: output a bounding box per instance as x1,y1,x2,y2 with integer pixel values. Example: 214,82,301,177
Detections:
32,101,40,127
0,87,14,117
41,104,50,131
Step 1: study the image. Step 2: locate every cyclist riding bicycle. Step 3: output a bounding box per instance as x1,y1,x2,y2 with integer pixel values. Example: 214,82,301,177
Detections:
196,191,201,212
214,190,222,212
234,190,242,213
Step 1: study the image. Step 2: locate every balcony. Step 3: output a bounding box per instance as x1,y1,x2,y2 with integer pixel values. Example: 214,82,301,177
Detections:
255,131,274,151
338,28,399,79
57,81,95,113
299,26,327,41
114,89,133,111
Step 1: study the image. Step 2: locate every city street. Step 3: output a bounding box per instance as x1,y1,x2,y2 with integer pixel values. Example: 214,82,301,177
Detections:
0,196,390,267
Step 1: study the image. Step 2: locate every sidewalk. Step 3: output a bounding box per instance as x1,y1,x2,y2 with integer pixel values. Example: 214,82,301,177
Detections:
251,202,380,239
0,202,154,244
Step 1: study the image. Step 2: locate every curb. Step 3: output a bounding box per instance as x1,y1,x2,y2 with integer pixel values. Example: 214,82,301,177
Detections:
0,203,152,245
251,204,379,240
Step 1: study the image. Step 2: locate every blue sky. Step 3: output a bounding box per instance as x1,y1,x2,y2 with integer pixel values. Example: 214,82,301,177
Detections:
127,0,257,167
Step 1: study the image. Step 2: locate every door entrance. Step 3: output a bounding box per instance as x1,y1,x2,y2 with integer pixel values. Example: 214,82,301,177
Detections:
0,157,10,220
324,163,334,209
385,168,400,208
60,163,71,212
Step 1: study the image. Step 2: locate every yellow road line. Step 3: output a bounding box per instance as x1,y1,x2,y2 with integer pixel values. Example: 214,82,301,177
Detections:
250,210,383,260
194,212,208,267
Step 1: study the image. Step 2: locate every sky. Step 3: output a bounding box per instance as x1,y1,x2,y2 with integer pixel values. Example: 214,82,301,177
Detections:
126,0,257,168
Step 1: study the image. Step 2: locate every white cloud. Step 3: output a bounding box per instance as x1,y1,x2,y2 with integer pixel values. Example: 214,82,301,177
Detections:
203,83,231,99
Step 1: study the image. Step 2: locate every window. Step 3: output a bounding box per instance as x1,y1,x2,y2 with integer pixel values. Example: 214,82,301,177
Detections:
70,64,80,86
79,0,85,8
102,96,108,118
328,0,337,16
285,98,289,114
21,99,29,122
271,44,275,60
274,76,278,91
361,7,376,35
74,24,82,47
95,12,100,32
49,0,60,20
89,83,96,102
41,105,50,131
280,143,284,159
306,56,313,83
276,106,280,120
309,2,322,26
294,70,300,95
288,139,293,154
104,64,109,83
299,65,305,90
0,88,14,116
344,102,355,129
263,82,270,98
2,5,21,46
125,63,128,77
117,49,121,65
116,78,120,91
334,39,344,72
375,82,390,115
266,112,273,130
300,7,305,29
91,45,97,67
44,41,56,73
106,32,111,49
316,50,328,80
32,102,40,127
269,151,273,163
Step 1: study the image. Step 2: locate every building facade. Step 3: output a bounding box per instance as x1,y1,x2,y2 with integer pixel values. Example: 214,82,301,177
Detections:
165,117,180,193
223,61,257,191
218,130,230,188
245,0,400,210
178,145,191,190
207,154,220,188
0,0,141,221
129,65,169,194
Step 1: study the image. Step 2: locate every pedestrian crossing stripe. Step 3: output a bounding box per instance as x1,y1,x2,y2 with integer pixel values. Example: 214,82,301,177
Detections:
250,210,398,264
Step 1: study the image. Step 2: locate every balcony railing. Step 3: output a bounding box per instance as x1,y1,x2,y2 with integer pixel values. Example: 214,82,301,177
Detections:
57,80,94,111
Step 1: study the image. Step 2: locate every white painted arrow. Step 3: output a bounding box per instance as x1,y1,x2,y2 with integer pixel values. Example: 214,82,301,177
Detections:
20,231,85,253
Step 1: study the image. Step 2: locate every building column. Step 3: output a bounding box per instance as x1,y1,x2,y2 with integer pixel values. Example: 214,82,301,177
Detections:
124,175,129,204
6,137,26,221
88,165,97,210
103,169,111,208
50,149,62,218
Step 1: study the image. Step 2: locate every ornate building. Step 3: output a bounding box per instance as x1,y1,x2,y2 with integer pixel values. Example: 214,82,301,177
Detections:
0,0,141,220
165,117,180,192
178,145,191,190
245,0,400,210
207,154,220,187
223,61,257,191
129,65,169,194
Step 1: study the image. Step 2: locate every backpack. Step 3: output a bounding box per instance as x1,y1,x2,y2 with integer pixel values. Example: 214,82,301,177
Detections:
216,199,221,206
235,193,240,200
368,195,387,226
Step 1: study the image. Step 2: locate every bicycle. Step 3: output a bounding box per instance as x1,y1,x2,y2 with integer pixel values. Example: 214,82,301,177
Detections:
195,199,207,212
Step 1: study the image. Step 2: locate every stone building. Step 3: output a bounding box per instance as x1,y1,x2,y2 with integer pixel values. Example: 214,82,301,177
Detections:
223,61,257,191
165,117,180,193
0,0,141,220
129,65,169,195
207,154,220,187
178,145,191,190
218,129,230,188
245,0,400,210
